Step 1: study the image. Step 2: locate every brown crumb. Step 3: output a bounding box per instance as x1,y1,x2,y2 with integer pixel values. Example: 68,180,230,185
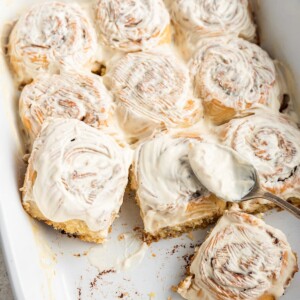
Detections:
182,254,193,265
77,287,82,300
73,251,88,257
89,269,116,289
92,64,106,76
167,244,187,255
167,297,172,300
60,230,77,239
118,233,125,241
190,242,202,249
133,226,141,231
118,292,129,298
151,253,156,257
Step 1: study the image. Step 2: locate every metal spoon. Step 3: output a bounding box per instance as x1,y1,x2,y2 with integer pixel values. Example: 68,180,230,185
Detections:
188,142,300,219
240,170,300,219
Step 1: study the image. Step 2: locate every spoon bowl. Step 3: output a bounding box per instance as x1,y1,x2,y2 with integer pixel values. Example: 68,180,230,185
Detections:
188,142,300,219
239,170,300,219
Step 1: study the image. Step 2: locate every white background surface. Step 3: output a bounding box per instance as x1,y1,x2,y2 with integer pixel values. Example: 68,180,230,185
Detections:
0,0,300,299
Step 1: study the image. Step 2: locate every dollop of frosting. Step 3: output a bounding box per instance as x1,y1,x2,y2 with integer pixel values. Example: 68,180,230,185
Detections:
19,72,113,145
189,36,280,123
220,111,300,199
9,2,97,83
133,134,225,234
171,0,256,41
178,211,298,300
105,51,201,143
188,143,255,201
22,118,132,235
95,0,170,51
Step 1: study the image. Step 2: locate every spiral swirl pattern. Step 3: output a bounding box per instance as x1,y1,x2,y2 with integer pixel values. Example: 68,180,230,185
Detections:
19,72,113,144
178,211,298,300
95,0,170,52
189,37,280,124
106,51,201,141
220,112,300,198
171,0,256,41
9,2,97,83
22,118,132,238
132,134,225,235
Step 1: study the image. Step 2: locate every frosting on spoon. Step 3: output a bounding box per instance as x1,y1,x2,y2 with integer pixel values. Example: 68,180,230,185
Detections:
188,143,255,201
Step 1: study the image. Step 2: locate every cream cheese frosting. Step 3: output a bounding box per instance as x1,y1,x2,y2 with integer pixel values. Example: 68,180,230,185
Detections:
177,210,298,300
95,0,170,52
171,0,256,41
220,110,300,199
105,50,202,143
8,2,97,83
19,72,113,147
188,143,255,201
22,118,132,236
132,133,225,235
189,36,281,123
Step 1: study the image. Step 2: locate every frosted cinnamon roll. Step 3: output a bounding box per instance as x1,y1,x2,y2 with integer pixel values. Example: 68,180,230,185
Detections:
189,37,280,124
9,2,97,84
131,133,226,241
177,211,298,300
95,0,171,52
19,72,113,147
22,118,132,243
105,51,201,143
219,112,300,213
171,0,256,42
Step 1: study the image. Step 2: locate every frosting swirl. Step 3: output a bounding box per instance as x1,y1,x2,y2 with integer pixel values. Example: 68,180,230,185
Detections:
19,72,113,145
189,37,280,124
9,2,97,83
105,51,201,142
132,134,225,235
178,211,298,300
95,0,170,52
22,118,132,236
171,0,256,41
220,112,300,199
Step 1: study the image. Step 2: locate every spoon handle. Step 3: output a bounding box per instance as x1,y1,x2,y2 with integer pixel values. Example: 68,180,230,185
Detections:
262,192,300,219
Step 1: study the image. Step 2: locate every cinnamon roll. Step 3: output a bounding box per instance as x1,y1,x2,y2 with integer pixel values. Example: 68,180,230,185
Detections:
19,72,113,147
105,51,201,143
21,118,132,243
9,2,97,84
171,0,256,43
189,37,281,124
219,111,300,213
95,0,171,52
131,133,226,241
177,211,298,300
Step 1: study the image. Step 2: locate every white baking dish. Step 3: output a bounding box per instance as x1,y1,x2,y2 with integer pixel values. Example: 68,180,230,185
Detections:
0,0,299,299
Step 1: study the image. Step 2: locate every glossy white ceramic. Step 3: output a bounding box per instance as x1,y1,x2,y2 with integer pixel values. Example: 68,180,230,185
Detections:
0,0,299,299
